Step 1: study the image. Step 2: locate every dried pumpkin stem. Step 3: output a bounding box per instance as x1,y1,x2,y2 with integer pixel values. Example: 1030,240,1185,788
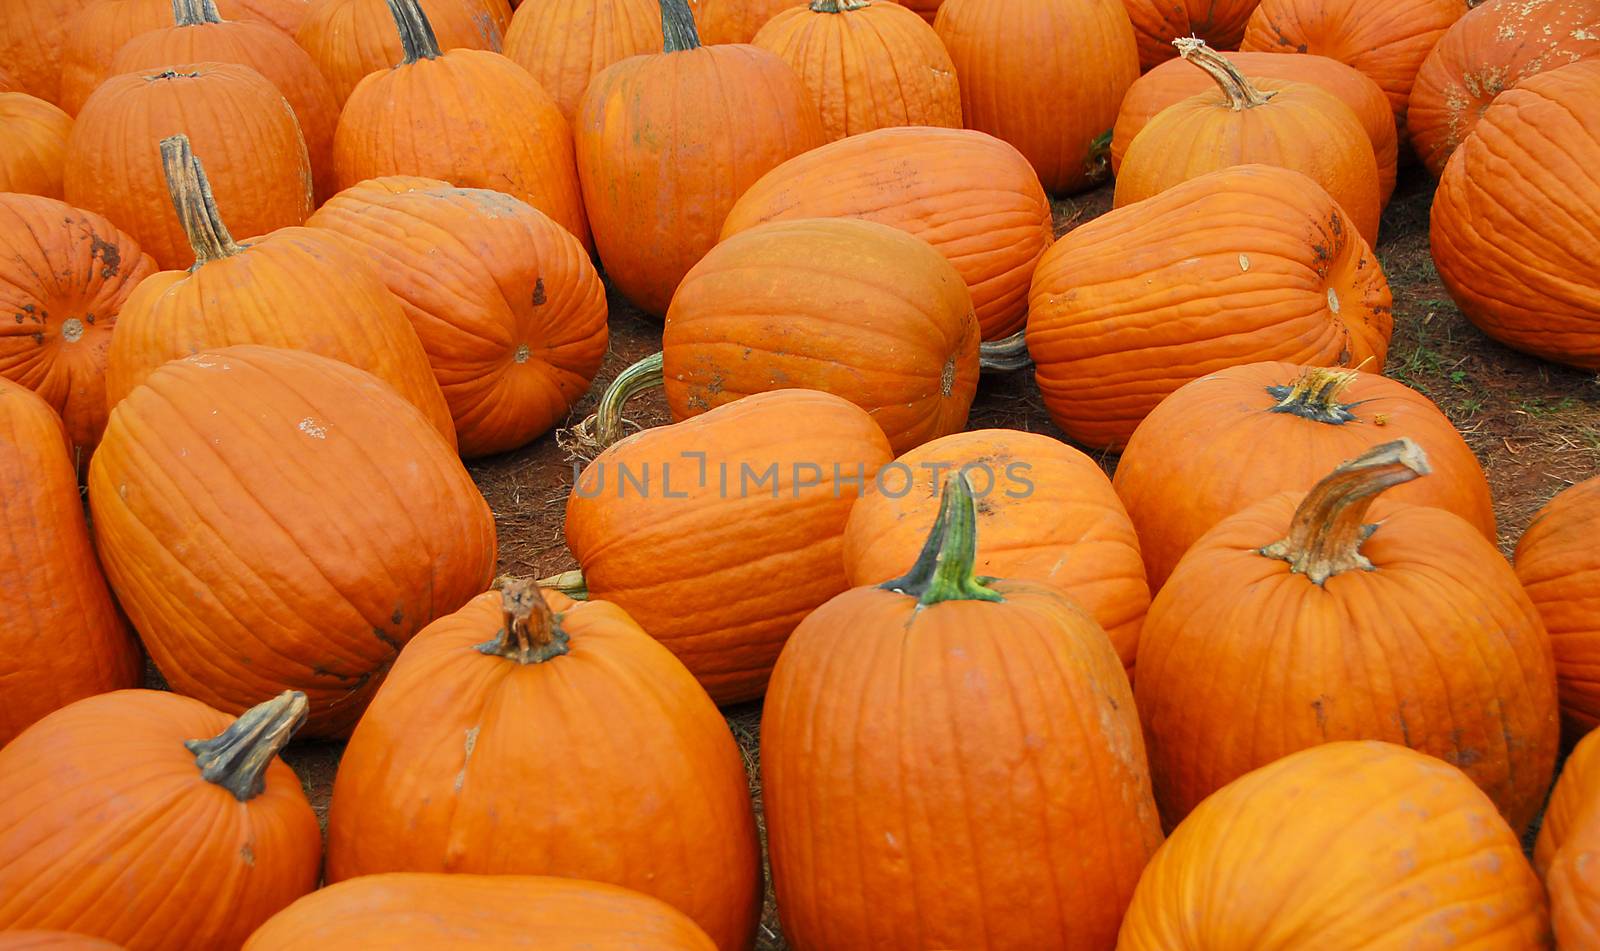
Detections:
1260,438,1431,585
1173,38,1274,110
534,568,589,600
659,0,702,51
565,351,664,456
170,0,223,25
881,472,1003,605
1266,366,1362,424
477,578,570,664
185,691,308,801
159,134,244,267
979,330,1031,372
386,0,442,63
810,0,871,11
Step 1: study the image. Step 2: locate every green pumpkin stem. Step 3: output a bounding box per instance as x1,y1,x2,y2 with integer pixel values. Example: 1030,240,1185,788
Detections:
881,473,1003,605
1267,366,1361,424
159,134,244,267
185,691,308,802
1173,38,1274,110
564,351,664,457
477,578,570,664
386,0,442,64
170,0,223,25
533,568,589,600
659,0,702,51
1259,438,1431,585
978,330,1031,372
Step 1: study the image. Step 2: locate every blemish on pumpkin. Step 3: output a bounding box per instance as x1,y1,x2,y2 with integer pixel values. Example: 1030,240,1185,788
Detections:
454,725,481,793
532,278,546,306
297,417,328,439
1374,413,1389,426
940,355,956,397
61,318,85,343
240,843,254,867
30,333,42,345
1326,288,1341,314
514,344,530,364
390,606,405,625
373,628,403,652
1238,253,1250,272
88,234,122,278
1311,695,1329,732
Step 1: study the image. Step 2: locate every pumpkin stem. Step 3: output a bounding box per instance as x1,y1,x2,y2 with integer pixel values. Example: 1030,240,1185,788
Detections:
159,134,244,267
185,691,308,802
171,0,224,24
385,0,442,64
1260,438,1431,585
809,0,870,10
881,472,1003,605
659,0,702,51
534,568,589,600
1267,366,1362,424
562,352,664,459
1173,38,1274,110
979,330,1031,372
476,578,570,664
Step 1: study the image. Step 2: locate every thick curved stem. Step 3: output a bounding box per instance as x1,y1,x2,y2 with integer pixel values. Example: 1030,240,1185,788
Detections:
171,0,223,25
659,0,701,51
565,352,664,457
159,134,244,268
476,578,569,663
1173,38,1274,110
1266,366,1361,424
979,331,1031,372
535,568,589,600
1260,438,1431,585
881,472,1003,605
185,691,308,801
386,0,442,63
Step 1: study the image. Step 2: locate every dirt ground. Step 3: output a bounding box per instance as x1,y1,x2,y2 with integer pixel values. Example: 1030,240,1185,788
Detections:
263,167,1599,949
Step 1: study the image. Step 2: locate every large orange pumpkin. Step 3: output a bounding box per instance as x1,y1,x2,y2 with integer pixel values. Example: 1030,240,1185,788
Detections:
501,0,662,120
0,935,123,951
295,0,512,104
0,94,73,198
763,474,1163,948
58,0,188,115
689,0,803,43
575,0,824,316
1536,726,1600,880
565,386,893,704
1117,741,1552,948
1431,58,1600,370
934,0,1137,194
0,690,322,949
0,378,141,747
306,176,608,457
1120,0,1259,71
88,346,497,737
325,582,762,950
0,194,157,456
1517,474,1600,739
0,0,96,104
64,63,312,271
1028,164,1391,451
103,137,455,446
1114,362,1495,590
1551,796,1600,946
1136,440,1559,832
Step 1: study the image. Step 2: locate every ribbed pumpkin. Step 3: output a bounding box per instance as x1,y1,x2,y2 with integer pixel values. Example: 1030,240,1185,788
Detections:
1117,741,1552,949
64,63,312,271
295,0,512,104
1112,49,1398,204
565,386,893,704
664,217,979,453
0,935,123,951
575,0,824,317
108,0,340,201
0,0,95,104
325,582,762,951
58,0,191,115
1517,474,1600,739
0,94,72,198
501,0,662,120
103,138,456,446
1115,39,1381,243
1536,726,1600,880
306,176,608,457
1114,362,1495,590
1120,0,1259,71
1028,164,1392,451
0,378,141,748
934,0,1137,194
1431,58,1600,370
689,0,803,43
332,0,589,253
0,690,322,949
842,429,1149,671
228,0,313,33
245,874,717,950
751,0,960,142
0,194,157,455
88,346,497,737
1136,440,1559,832
1551,790,1600,947
763,475,1164,949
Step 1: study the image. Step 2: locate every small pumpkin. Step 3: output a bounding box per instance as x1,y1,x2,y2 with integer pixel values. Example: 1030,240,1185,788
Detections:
0,0,96,104
1119,0,1260,71
1536,726,1600,880
1516,474,1600,739
689,0,803,43
0,93,72,198
0,935,123,951
1028,164,1391,451
295,0,512,104
501,0,662,120
0,690,321,949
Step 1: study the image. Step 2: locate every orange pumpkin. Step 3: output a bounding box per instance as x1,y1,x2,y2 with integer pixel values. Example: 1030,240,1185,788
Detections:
103,137,456,446
0,0,96,104
325,583,762,950
934,0,1137,194
575,0,824,316
227,0,314,33
689,0,803,43
763,474,1163,948
1120,0,1259,71
88,346,497,737
332,0,590,253
64,63,312,271
501,0,662,120
1115,38,1381,243
1552,802,1600,946
566,386,893,704
58,0,187,115
752,0,960,141
1136,440,1559,832
1118,741,1552,948
0,194,157,455
0,935,123,951
1114,362,1495,590
1536,726,1600,880
306,176,608,457
296,0,513,104
1517,474,1600,739
0,690,321,949
1431,58,1600,369
0,94,72,198
1028,164,1391,451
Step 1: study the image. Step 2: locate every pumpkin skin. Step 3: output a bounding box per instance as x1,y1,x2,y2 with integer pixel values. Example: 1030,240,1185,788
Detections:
0,690,322,949
0,94,73,198
0,0,95,104
762,476,1163,949
88,346,497,737
1430,59,1600,370
295,0,513,104
1551,801,1600,948
306,177,609,457
325,585,762,951
1516,474,1600,739
1117,741,1552,949
0,935,123,951
0,378,141,748
0,194,158,455
1135,440,1559,833
1536,726,1600,880
690,0,804,43
720,127,1052,341
1120,0,1260,71
227,0,313,33
566,388,894,704
1114,362,1496,590
934,0,1137,195
64,63,313,272
58,0,188,115
501,0,662,120
1027,164,1392,451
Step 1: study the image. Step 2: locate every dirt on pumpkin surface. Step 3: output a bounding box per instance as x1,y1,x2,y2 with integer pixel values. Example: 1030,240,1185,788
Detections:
256,170,1597,949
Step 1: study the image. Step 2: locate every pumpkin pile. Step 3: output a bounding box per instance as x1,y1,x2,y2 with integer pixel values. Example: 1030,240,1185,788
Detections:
0,0,1597,944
